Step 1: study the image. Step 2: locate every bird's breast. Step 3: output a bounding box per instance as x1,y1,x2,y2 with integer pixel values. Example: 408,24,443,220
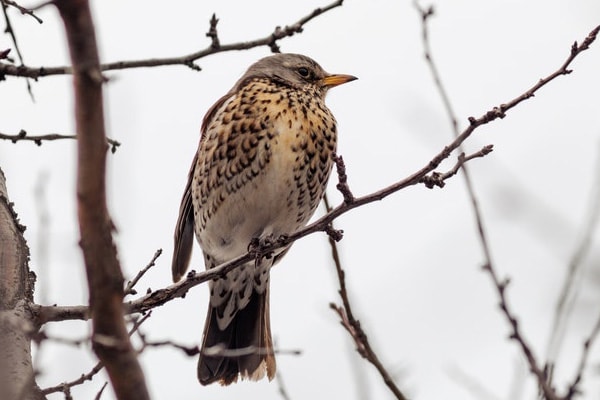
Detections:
193,79,338,263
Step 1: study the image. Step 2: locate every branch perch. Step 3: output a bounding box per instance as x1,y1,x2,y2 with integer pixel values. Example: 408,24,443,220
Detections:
0,0,344,79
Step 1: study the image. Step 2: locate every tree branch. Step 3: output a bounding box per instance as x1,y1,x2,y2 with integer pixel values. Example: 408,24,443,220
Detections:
1,0,34,97
54,1,149,399
0,0,344,79
563,312,600,399
546,144,600,370
1,0,43,23
323,196,408,400
41,313,151,396
0,129,121,152
33,23,596,321
414,5,600,399
29,28,600,400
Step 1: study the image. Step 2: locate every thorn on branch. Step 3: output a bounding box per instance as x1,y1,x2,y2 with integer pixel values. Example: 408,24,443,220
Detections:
206,13,220,50
0,48,10,59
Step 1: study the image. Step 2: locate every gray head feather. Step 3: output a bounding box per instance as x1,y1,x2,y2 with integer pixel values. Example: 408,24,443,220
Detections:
232,53,329,91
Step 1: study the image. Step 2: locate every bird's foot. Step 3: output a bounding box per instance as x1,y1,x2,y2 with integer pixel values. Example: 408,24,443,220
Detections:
248,234,277,260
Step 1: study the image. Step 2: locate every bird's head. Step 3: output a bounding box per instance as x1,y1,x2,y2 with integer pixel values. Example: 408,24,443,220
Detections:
235,53,357,94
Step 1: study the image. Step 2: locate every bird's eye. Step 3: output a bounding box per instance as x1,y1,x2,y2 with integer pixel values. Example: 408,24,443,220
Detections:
297,67,310,77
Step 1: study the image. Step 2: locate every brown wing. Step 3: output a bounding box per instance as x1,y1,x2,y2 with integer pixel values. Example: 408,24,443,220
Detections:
171,91,236,282
171,151,197,282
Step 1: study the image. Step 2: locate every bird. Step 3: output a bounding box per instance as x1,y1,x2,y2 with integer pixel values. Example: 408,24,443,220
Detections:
171,53,356,386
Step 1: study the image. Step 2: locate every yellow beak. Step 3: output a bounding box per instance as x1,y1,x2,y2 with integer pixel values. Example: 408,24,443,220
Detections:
321,74,358,88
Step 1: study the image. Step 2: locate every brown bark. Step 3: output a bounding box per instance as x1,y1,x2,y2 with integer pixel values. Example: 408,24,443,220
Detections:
54,1,150,398
0,168,45,400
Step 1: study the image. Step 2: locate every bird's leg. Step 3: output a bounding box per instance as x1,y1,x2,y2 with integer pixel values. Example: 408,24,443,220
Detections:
247,234,277,260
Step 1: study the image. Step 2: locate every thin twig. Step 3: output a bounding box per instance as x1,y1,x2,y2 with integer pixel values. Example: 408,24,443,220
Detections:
332,153,354,203
124,249,162,296
546,144,600,367
323,195,408,400
420,145,493,189
276,368,293,400
137,335,301,359
0,0,344,79
563,312,600,399
413,5,600,400
329,294,406,399
40,313,152,395
206,13,220,50
31,330,89,347
94,382,108,400
446,364,503,400
1,0,43,23
0,130,121,152
1,0,34,97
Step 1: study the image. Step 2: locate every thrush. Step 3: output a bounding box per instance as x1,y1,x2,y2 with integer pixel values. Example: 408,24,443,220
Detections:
171,53,356,385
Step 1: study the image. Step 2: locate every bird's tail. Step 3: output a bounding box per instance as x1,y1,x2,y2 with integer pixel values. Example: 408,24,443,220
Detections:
197,287,276,385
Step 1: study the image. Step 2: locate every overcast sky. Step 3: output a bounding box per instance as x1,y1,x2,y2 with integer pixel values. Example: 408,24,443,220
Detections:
2,0,600,399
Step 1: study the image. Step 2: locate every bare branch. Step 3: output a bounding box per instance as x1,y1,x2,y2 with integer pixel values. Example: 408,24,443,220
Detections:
546,144,600,368
420,145,493,189
0,0,344,79
483,266,560,400
54,1,149,398
1,0,43,23
31,330,89,347
94,382,108,400
329,275,407,399
276,369,293,400
323,195,408,399
41,313,151,395
466,25,600,126
413,5,600,400
332,153,354,204
135,328,301,359
206,13,220,50
41,362,103,396
446,364,503,400
0,129,121,152
563,312,600,399
30,35,600,398
124,249,162,296
1,0,34,98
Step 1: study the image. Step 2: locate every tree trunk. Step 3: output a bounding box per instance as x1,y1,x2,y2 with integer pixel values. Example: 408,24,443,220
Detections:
0,167,45,400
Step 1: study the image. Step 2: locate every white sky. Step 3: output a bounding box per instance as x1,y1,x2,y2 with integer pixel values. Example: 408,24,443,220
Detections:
1,0,600,399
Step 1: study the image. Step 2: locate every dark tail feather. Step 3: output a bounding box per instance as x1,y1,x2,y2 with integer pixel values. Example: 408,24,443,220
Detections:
198,287,276,385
